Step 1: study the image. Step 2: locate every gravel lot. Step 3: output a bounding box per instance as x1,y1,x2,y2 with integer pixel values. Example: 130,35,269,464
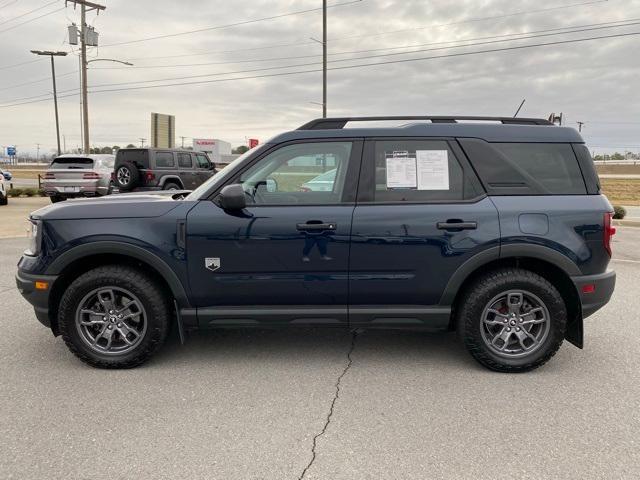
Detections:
1,230,639,479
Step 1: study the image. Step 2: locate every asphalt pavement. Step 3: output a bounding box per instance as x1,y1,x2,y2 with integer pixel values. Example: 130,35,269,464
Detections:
1,231,639,479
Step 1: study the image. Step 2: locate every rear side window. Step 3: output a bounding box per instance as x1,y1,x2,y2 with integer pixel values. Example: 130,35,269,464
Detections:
117,150,148,168
177,153,192,168
155,152,175,168
492,143,586,194
50,158,94,169
368,140,478,202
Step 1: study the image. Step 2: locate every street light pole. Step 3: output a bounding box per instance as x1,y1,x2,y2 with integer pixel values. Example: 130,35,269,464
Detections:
30,50,67,156
322,0,327,118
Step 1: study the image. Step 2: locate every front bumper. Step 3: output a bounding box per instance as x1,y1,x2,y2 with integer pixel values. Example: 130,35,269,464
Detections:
15,269,58,329
571,270,616,318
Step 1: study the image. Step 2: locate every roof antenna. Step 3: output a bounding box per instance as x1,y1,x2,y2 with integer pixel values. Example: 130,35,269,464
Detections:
513,99,526,117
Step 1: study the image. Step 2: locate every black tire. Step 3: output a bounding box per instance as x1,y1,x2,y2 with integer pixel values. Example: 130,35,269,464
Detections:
115,162,139,191
50,195,65,203
162,181,181,191
58,265,171,369
456,268,566,373
0,194,7,205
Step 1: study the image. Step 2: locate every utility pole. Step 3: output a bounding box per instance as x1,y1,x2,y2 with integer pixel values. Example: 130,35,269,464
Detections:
36,143,40,161
139,138,146,147
577,121,585,132
30,50,67,156
67,1,106,154
179,136,187,148
322,0,327,118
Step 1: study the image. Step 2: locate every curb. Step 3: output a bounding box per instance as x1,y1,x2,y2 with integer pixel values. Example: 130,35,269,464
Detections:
613,219,640,228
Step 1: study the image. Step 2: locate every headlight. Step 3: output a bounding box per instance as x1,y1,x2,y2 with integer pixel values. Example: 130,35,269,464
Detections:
25,219,41,256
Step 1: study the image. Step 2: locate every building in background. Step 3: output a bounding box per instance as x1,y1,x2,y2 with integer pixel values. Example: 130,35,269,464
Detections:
193,138,231,163
150,113,175,148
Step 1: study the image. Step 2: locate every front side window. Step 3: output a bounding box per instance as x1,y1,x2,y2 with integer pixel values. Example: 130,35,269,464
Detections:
370,140,473,202
196,154,210,169
239,142,353,205
155,152,174,168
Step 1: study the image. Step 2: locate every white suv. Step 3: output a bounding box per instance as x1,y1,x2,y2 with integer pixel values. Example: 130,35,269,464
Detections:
0,169,8,206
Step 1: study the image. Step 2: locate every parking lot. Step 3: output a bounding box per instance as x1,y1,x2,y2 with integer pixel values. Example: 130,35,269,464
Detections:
0,230,638,479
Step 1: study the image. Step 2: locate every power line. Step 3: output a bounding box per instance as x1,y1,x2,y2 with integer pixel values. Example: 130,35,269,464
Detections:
0,5,65,35
112,0,611,61
91,18,640,71
101,0,363,48
64,21,640,93
2,30,638,108
0,58,45,70
0,0,19,11
0,70,77,92
0,0,59,27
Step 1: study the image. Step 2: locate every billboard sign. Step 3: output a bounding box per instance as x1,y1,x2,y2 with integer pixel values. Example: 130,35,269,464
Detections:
248,138,259,149
150,112,175,148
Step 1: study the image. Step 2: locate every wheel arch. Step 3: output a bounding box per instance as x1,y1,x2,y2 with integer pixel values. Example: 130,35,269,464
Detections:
442,247,582,347
158,175,183,189
46,242,190,335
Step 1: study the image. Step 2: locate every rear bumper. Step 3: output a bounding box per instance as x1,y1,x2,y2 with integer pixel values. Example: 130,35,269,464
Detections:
15,269,58,329
571,270,616,318
42,181,109,197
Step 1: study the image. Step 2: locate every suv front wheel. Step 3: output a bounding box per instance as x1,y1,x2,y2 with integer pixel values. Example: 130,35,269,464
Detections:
457,268,567,372
58,265,170,368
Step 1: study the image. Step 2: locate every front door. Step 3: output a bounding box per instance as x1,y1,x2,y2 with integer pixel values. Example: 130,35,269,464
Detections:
186,140,362,327
349,138,500,328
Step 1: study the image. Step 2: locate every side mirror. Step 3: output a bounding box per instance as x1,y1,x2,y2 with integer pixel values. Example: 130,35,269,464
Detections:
218,184,246,210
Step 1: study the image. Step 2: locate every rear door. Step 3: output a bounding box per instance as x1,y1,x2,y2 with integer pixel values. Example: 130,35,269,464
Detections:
348,138,500,328
177,152,197,189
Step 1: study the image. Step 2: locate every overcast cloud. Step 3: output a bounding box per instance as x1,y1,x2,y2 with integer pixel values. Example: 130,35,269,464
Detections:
0,0,639,155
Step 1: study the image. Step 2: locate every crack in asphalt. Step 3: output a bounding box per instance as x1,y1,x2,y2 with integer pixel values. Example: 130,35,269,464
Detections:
298,331,358,480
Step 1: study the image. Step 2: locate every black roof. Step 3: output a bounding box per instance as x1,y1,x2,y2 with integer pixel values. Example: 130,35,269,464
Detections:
269,116,584,144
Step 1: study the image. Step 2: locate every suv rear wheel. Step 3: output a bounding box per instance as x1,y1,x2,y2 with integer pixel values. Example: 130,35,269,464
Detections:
58,265,170,368
457,268,566,372
162,181,181,191
115,162,139,191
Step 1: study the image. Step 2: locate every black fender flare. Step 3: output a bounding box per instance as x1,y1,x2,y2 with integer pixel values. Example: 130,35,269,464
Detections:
46,241,191,308
439,243,581,306
159,175,183,189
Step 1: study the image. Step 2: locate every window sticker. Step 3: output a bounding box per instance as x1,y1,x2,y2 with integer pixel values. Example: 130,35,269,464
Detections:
385,151,417,189
416,150,449,190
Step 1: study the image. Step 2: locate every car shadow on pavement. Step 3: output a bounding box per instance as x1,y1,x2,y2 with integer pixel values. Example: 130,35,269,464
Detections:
150,327,481,371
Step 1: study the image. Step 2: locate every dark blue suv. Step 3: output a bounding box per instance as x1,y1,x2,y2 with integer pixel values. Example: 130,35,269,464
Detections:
16,116,616,372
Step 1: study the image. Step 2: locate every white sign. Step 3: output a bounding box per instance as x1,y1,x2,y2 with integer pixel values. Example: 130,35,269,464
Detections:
385,155,416,188
416,150,449,190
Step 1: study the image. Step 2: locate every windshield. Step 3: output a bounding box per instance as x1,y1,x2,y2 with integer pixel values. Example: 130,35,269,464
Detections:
186,147,264,200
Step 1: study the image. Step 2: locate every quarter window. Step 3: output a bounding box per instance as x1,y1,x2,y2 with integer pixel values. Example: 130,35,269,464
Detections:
239,142,353,205
155,152,174,168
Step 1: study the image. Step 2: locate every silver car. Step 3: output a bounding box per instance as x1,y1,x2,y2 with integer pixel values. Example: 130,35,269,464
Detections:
42,154,115,203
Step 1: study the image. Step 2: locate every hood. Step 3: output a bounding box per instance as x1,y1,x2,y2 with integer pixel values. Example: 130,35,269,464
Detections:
31,191,188,220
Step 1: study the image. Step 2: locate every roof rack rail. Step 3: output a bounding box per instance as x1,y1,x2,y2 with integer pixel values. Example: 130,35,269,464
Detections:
297,116,553,130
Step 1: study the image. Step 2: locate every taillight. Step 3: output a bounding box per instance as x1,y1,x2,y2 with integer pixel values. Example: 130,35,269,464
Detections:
44,172,55,179
604,212,615,257
82,172,101,179
144,171,155,183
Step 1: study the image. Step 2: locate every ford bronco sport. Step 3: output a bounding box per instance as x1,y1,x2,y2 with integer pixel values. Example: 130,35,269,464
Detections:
16,116,616,371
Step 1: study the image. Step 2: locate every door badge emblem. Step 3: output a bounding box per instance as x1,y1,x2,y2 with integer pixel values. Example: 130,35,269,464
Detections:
205,257,221,271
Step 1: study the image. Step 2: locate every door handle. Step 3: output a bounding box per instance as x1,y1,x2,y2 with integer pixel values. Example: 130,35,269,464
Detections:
436,220,477,230
296,222,337,232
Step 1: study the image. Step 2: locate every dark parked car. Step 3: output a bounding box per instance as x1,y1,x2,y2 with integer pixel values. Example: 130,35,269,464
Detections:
114,147,215,192
16,116,615,371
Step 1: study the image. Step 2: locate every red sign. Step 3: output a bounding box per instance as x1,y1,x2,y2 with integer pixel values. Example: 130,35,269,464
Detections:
248,138,259,149
195,139,215,146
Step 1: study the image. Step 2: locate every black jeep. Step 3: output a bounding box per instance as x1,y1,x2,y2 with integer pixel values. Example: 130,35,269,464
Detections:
114,148,216,192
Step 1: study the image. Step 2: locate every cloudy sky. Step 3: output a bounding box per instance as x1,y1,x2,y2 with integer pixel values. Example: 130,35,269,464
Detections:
0,0,639,156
